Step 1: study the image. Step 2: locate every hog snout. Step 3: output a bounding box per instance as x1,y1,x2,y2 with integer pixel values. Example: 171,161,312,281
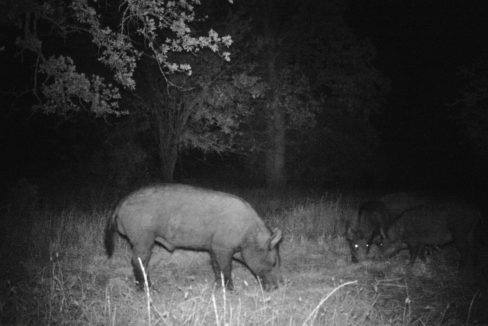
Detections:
259,270,283,291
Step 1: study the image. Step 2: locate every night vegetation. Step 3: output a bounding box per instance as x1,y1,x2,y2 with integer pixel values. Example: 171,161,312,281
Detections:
2,186,487,324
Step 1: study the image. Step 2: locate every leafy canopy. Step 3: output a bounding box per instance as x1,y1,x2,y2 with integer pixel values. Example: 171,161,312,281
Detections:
2,0,233,116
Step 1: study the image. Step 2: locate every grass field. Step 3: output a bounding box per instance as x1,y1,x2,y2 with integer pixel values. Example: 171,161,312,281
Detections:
1,185,487,325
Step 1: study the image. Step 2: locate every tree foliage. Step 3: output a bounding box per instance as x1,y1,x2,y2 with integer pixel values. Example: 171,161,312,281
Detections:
223,0,390,185
1,0,232,116
1,0,391,185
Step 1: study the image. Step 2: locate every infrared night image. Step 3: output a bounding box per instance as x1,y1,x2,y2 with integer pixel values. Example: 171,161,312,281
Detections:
1,0,488,324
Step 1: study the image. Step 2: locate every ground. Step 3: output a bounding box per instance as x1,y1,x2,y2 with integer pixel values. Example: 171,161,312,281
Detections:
95,237,486,325
1,187,487,325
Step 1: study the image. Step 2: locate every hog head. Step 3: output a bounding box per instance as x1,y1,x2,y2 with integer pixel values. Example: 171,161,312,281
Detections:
241,228,283,291
345,224,372,262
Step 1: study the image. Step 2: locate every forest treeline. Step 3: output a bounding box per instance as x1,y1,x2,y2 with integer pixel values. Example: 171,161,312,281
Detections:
1,0,487,192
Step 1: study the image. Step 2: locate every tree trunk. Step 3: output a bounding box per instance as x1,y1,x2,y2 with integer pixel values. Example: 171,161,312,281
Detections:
265,93,286,189
263,8,286,189
154,104,179,182
137,59,212,183
157,132,178,182
137,59,201,183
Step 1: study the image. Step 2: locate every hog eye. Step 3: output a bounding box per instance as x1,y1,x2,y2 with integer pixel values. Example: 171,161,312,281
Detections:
354,244,359,249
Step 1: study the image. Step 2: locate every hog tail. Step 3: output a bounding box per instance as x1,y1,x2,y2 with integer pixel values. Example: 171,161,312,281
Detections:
104,210,118,258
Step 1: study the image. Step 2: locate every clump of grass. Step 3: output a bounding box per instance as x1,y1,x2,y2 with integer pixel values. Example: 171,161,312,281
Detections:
266,194,356,240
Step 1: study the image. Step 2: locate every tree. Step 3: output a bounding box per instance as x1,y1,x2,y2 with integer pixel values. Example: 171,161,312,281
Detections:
1,0,235,181
133,50,253,181
296,3,390,185
226,0,319,188
229,0,389,187
1,0,232,115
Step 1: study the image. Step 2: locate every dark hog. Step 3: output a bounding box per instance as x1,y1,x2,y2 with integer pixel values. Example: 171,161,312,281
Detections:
380,201,481,268
346,193,430,263
104,184,283,291
346,200,395,263
379,192,429,217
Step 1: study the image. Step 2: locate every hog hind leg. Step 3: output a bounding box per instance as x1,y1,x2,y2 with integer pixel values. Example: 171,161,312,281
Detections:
210,248,234,290
130,237,155,290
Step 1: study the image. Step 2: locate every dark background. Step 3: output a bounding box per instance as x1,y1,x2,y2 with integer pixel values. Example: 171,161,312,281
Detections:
2,0,488,196
353,0,488,191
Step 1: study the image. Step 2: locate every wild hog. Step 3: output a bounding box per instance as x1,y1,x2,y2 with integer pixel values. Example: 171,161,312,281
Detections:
104,184,283,291
380,201,481,267
346,200,396,263
345,192,431,263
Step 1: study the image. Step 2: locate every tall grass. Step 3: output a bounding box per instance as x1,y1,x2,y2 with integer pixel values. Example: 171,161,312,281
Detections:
0,185,485,324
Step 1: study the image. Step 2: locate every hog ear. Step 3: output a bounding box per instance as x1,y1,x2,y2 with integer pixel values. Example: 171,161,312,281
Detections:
269,228,282,249
345,226,355,240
